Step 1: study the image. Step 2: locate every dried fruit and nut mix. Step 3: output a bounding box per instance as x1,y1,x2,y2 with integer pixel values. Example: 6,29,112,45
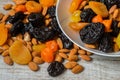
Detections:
69,0,120,53
0,0,92,77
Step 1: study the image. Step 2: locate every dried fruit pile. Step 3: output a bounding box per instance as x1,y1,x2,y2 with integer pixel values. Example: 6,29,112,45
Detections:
69,0,120,53
0,0,93,77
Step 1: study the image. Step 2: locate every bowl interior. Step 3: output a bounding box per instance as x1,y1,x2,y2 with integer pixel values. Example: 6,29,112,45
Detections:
56,0,120,57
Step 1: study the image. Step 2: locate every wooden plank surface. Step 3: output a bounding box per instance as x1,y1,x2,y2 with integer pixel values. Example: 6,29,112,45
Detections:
1,0,120,80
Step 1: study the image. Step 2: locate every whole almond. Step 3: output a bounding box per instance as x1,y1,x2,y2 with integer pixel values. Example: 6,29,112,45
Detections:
57,38,63,49
28,62,39,71
4,56,13,65
65,61,78,69
85,44,96,49
33,57,44,64
2,50,9,57
109,5,117,14
68,55,78,61
72,65,84,74
73,44,79,49
59,52,68,59
80,55,92,61
32,38,38,45
86,51,93,56
78,49,86,55
69,49,77,55
32,51,40,57
55,54,63,62
113,9,119,19
59,49,70,53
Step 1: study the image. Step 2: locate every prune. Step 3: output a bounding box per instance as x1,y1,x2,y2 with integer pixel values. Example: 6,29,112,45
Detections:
8,11,25,24
47,6,56,17
50,17,62,34
32,27,55,42
28,13,44,27
47,61,65,77
80,8,96,22
98,32,113,52
100,0,120,10
79,22,105,44
10,20,24,36
110,20,120,37
59,33,73,49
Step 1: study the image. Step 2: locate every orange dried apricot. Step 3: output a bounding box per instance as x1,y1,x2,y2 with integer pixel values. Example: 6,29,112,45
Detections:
9,40,32,65
25,1,42,13
92,15,103,23
0,22,8,46
41,47,54,63
69,0,83,13
102,19,112,32
45,40,58,52
15,5,27,12
40,0,55,7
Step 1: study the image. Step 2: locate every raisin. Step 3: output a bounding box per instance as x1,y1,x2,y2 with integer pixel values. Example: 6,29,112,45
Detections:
10,20,24,37
47,61,65,77
110,20,120,37
32,27,55,42
50,17,62,34
28,13,45,27
80,8,96,22
79,22,105,44
47,6,56,17
59,33,73,49
8,11,25,24
98,32,113,52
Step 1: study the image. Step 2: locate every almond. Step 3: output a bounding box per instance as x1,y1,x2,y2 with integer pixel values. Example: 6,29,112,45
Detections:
65,61,77,69
59,52,68,59
72,65,84,74
33,57,44,64
28,62,39,71
80,55,92,61
4,56,13,65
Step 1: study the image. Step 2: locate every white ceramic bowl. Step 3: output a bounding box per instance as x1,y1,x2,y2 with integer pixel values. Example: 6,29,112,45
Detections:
56,0,120,57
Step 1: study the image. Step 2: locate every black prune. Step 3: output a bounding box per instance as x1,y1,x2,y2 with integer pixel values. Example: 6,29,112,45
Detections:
28,13,45,27
8,11,26,24
98,32,113,52
50,17,62,34
110,20,120,37
80,8,96,22
32,27,55,42
59,33,73,49
47,61,65,77
100,0,120,10
79,22,105,44
10,20,24,36
47,6,56,17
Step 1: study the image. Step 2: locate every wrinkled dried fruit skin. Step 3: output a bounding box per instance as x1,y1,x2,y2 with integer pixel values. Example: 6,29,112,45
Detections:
32,27,55,42
100,0,120,10
28,13,45,27
80,8,96,22
47,61,65,77
10,20,24,36
50,17,62,34
7,11,26,24
79,23,105,44
110,20,120,37
47,6,56,17
59,33,73,49
98,33,113,52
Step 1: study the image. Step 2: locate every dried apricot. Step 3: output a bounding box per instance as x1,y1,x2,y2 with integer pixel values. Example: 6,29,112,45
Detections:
9,40,32,65
40,0,55,7
89,1,108,17
45,40,58,52
41,47,54,63
69,0,83,13
32,44,46,52
0,22,8,45
25,1,42,13
15,5,27,12
71,10,81,22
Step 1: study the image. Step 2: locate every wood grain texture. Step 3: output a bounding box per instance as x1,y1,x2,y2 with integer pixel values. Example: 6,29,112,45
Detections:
1,0,120,80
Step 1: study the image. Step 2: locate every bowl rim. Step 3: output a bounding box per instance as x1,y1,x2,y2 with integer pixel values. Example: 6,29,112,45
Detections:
56,0,120,57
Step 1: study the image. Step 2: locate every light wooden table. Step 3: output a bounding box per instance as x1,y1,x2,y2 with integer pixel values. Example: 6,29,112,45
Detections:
1,55,120,80
1,0,120,80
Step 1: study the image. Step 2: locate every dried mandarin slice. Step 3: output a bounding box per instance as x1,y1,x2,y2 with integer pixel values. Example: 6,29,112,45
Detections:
25,1,42,13
9,40,32,65
0,22,8,45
